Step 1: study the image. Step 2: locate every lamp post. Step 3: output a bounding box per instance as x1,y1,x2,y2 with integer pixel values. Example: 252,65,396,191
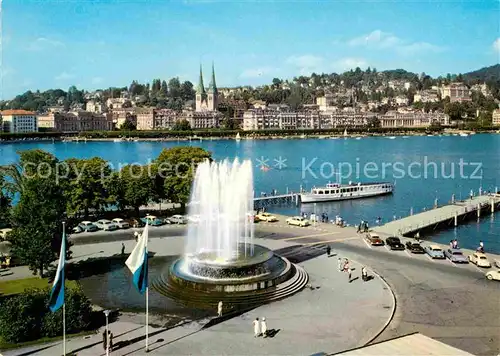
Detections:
313,203,317,226
104,310,110,356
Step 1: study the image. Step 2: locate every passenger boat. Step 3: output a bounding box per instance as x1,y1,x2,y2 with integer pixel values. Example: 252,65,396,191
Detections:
300,181,394,203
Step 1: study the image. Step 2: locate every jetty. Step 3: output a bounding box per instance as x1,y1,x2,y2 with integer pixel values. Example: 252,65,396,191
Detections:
254,193,300,209
375,194,500,237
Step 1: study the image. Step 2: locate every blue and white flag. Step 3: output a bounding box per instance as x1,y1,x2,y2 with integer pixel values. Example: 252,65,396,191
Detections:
126,223,148,294
49,228,66,312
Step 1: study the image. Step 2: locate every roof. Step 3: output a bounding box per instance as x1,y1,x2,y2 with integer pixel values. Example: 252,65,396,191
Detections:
335,333,474,356
1,109,36,115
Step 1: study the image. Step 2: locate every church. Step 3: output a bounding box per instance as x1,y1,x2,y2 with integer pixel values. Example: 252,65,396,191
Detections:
196,63,219,112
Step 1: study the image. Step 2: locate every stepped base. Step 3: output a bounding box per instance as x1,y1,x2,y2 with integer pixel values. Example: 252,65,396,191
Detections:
152,245,308,310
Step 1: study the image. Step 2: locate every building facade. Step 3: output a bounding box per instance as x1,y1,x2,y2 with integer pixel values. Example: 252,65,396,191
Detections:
492,109,500,126
135,108,155,130
154,109,180,129
37,111,113,132
379,111,450,128
195,63,219,112
0,110,38,133
440,83,471,102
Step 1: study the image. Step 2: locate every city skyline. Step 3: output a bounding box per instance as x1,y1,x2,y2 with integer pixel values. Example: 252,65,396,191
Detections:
1,0,499,99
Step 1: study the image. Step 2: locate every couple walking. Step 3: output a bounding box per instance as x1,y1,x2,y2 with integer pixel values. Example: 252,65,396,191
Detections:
253,317,268,337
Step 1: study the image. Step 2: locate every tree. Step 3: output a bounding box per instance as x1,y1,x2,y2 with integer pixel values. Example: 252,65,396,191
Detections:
172,119,191,131
366,117,381,128
116,165,155,216
0,174,12,228
155,147,212,209
180,81,195,101
160,80,168,97
62,157,112,219
168,78,181,98
221,118,240,130
7,150,67,277
120,120,137,131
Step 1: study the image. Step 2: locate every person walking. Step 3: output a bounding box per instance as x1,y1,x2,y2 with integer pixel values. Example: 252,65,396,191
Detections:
338,258,343,272
361,266,367,281
102,330,107,351
217,301,223,317
326,245,331,257
253,317,260,337
261,317,268,338
479,240,484,252
121,242,125,255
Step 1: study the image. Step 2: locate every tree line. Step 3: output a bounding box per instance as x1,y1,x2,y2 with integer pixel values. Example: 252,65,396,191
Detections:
0,146,211,278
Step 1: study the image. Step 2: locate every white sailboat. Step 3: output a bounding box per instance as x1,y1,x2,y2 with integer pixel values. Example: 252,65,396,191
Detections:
343,128,348,139
235,132,241,141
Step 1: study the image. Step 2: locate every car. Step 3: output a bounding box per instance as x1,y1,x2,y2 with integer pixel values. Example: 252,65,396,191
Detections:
444,248,469,263
365,233,384,246
256,213,278,222
72,226,83,234
94,219,118,231
286,216,310,227
112,218,130,229
253,214,260,223
127,218,145,228
0,228,12,241
405,241,425,254
485,270,500,281
141,215,164,226
385,236,405,250
78,221,99,232
468,252,491,268
424,244,445,259
495,260,500,269
169,215,188,224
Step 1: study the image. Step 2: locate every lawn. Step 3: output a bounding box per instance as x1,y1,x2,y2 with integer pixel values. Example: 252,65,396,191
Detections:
0,277,79,296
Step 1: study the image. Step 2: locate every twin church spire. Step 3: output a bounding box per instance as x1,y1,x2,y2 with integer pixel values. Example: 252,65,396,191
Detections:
195,62,218,112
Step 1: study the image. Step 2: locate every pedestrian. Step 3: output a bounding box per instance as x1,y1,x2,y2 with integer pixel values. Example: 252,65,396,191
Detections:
449,240,454,249
261,317,268,338
217,300,223,317
452,239,458,249
361,266,367,281
479,240,484,252
102,330,107,351
121,242,125,255
364,222,369,232
470,190,473,200
108,331,114,351
253,317,260,337
326,245,331,256
357,223,361,233
338,258,342,271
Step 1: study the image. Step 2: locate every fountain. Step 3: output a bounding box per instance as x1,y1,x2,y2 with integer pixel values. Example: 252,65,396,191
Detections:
153,159,308,309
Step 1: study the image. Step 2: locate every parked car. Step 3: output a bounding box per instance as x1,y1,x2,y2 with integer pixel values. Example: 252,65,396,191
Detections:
424,244,445,259
495,260,500,269
444,248,469,263
385,236,405,250
0,228,12,241
256,212,278,222
405,241,425,254
365,233,384,246
169,215,188,224
112,218,130,229
127,218,145,228
468,252,491,268
141,215,164,226
94,219,118,231
72,226,83,234
286,216,310,227
485,270,500,281
78,221,99,232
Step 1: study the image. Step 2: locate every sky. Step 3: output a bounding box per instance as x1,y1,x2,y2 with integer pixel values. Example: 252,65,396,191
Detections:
1,0,499,99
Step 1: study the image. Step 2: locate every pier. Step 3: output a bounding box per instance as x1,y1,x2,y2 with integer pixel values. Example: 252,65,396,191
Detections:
254,193,300,209
374,194,500,237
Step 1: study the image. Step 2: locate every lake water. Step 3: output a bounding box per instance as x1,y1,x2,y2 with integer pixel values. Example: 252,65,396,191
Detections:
1,134,499,253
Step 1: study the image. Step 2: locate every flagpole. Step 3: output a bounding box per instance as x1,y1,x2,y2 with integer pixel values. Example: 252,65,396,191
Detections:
62,222,66,356
145,223,149,352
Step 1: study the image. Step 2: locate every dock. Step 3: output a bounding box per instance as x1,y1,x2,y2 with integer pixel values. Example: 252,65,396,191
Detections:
374,194,500,237
254,193,300,209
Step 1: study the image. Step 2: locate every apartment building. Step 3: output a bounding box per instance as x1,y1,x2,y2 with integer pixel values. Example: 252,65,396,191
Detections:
440,83,471,102
135,108,155,130
0,110,38,133
154,109,180,129
37,111,113,132
492,109,500,126
379,111,450,128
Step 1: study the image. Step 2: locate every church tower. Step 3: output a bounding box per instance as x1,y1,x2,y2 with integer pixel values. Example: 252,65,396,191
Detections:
195,64,207,112
207,62,218,111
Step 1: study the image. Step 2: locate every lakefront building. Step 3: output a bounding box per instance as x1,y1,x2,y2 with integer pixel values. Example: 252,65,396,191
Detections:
492,108,500,126
440,83,471,102
0,110,38,133
37,111,113,132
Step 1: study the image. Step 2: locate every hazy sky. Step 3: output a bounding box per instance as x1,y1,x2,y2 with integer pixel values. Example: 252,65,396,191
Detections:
2,0,499,99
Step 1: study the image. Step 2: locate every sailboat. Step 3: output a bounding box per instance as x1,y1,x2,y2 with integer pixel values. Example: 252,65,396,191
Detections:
235,132,241,141
343,128,348,139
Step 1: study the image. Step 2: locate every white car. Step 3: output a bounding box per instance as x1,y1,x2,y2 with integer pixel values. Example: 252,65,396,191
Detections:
94,219,118,231
286,216,310,227
468,252,491,268
169,215,188,224
257,212,278,222
112,218,130,229
485,270,500,281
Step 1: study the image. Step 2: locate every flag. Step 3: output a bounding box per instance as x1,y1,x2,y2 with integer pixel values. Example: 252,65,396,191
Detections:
49,228,66,312
126,223,148,294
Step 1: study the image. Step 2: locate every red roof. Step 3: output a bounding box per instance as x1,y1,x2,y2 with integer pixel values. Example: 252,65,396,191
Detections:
1,110,36,116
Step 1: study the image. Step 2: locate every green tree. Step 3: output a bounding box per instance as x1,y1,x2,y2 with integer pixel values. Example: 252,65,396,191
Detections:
62,157,112,219
0,174,12,228
160,80,168,97
7,150,67,277
180,81,195,101
155,147,212,209
120,120,137,131
168,78,182,98
117,164,155,216
221,118,240,130
172,119,191,131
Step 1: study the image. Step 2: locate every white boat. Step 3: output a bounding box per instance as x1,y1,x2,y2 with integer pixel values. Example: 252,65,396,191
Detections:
330,136,339,140
113,138,123,142
300,134,306,139
355,137,362,140
343,129,348,138
459,132,469,137
300,181,394,203
402,136,409,138
387,136,396,139
235,132,241,141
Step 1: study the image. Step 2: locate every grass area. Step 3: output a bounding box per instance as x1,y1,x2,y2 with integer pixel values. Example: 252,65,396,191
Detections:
0,277,79,296
0,330,95,351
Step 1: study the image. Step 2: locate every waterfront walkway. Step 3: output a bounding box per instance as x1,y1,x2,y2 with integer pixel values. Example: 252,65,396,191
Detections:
374,194,500,236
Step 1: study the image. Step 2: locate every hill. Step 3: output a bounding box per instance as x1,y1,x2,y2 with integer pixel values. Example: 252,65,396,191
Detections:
463,64,500,84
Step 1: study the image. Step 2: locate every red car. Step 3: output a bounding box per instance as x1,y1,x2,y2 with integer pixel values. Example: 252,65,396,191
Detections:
365,233,384,246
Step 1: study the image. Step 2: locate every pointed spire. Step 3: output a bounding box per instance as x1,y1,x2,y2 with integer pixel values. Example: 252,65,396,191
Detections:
208,62,217,94
196,64,206,95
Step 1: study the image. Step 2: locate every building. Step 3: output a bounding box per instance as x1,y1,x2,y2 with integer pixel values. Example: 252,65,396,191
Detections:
0,110,38,133
195,63,219,112
440,83,471,102
86,100,105,113
379,111,449,128
136,108,155,130
182,110,222,129
154,109,180,129
413,90,440,103
34,111,113,132
492,109,500,126
470,83,491,97
111,108,136,129
395,96,409,106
